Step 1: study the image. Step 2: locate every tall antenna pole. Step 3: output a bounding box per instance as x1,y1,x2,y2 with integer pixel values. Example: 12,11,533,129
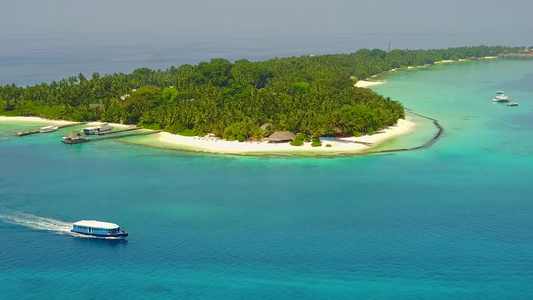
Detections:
388,41,391,52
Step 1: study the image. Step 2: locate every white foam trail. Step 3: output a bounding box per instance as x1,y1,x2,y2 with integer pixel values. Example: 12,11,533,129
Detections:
0,210,72,234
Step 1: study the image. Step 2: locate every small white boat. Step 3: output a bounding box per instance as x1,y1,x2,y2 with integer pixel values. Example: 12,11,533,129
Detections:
493,91,510,102
71,220,128,238
39,125,58,133
507,102,518,106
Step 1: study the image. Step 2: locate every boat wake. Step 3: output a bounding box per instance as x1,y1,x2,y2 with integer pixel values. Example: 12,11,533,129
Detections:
0,209,128,239
0,209,72,234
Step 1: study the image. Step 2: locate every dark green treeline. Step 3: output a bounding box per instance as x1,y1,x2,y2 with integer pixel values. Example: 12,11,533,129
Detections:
0,45,522,140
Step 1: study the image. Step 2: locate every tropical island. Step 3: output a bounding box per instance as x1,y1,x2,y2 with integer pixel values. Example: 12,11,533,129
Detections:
0,45,525,155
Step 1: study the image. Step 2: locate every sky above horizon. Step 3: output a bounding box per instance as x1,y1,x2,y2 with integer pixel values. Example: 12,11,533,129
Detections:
0,0,532,85
1,0,532,47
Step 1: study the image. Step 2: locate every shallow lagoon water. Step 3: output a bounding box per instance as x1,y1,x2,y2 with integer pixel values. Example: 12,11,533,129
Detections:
1,59,533,299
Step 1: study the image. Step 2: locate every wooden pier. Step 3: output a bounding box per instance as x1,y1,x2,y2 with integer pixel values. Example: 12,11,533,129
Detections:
13,122,88,137
62,129,161,144
13,129,40,136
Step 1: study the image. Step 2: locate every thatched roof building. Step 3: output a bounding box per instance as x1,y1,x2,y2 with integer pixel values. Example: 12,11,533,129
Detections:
260,123,272,131
333,126,344,136
63,131,86,140
267,131,296,143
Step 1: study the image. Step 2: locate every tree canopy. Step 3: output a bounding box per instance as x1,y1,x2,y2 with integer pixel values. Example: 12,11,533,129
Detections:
0,45,522,140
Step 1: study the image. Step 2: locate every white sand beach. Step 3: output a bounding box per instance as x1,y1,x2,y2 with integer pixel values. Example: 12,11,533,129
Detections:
155,118,416,155
0,116,130,129
0,116,76,125
354,80,388,88
2,115,417,156
434,60,455,64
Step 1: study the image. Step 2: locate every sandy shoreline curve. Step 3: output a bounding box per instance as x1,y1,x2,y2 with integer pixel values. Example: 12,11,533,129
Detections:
355,80,388,88
0,116,131,129
1,115,417,156
0,116,77,125
151,117,416,155
358,56,500,87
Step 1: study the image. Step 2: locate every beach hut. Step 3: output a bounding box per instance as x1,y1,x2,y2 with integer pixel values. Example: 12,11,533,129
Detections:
260,123,272,131
267,131,296,143
333,126,344,136
64,131,86,139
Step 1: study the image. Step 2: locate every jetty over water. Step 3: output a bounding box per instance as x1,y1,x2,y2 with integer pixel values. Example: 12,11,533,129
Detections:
13,122,88,137
62,129,161,144
370,109,444,155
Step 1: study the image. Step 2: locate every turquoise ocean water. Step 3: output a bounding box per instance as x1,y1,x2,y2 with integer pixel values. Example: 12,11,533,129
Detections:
1,58,533,299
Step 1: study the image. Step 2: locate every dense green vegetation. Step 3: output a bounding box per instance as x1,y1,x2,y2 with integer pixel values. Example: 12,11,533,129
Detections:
290,134,311,146
0,45,522,139
311,137,322,147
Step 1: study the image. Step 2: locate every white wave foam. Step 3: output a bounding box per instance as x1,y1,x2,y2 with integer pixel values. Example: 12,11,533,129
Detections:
69,232,125,240
0,210,72,234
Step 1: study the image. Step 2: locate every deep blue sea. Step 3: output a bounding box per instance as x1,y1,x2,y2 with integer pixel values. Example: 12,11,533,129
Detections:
1,37,533,299
0,32,524,86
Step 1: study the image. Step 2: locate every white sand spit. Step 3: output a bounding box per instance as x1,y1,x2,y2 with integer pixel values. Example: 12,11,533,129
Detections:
434,60,455,64
355,80,388,88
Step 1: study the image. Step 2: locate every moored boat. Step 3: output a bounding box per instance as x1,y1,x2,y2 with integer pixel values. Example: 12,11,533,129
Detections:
507,102,518,106
83,122,112,135
39,125,58,133
71,220,128,238
493,91,510,102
